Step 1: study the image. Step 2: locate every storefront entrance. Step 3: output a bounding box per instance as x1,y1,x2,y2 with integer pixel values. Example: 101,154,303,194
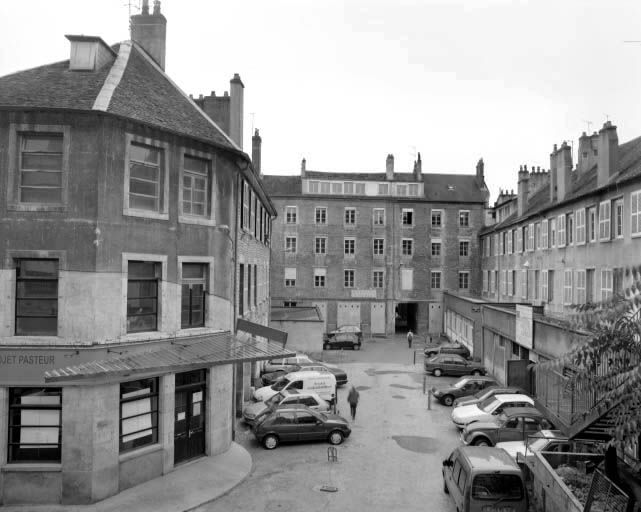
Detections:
174,369,206,464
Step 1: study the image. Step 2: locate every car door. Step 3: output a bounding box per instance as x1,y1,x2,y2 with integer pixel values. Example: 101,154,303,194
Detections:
497,417,524,443
295,410,325,441
523,416,544,440
271,411,298,441
450,358,468,376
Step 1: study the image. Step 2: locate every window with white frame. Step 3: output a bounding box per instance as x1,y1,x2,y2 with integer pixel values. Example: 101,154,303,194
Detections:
528,223,535,251
314,268,326,288
344,207,356,225
567,213,574,244
182,155,210,218
332,182,343,194
489,270,496,294
344,182,354,195
541,270,548,302
119,378,159,452
588,206,596,242
315,207,327,224
284,267,297,287
373,238,385,256
557,214,566,247
396,184,407,196
575,270,586,304
402,238,413,256
632,190,641,236
576,208,586,244
516,228,522,253
15,259,59,336
459,271,470,290
494,234,499,256
402,208,413,226
599,200,611,241
521,269,528,299
431,240,442,257
373,208,385,226
601,269,613,301
563,269,573,305
614,199,624,238
534,222,541,250
314,236,327,254
285,236,297,253
431,271,441,290
373,270,384,288
482,271,488,292
181,263,207,329
408,184,419,196
127,261,161,333
502,270,508,295
459,240,470,257
431,209,442,227
285,206,297,224
459,210,470,227
401,268,413,290
128,141,165,214
550,218,556,247
534,270,540,300
499,232,504,254
495,270,500,295
355,183,365,195
541,219,548,249
507,230,513,254
344,269,355,288
344,237,355,256
378,183,389,195
308,181,319,193
509,270,515,296
320,182,330,194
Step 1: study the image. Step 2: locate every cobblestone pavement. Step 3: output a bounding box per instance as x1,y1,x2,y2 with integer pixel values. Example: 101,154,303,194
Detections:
194,335,461,512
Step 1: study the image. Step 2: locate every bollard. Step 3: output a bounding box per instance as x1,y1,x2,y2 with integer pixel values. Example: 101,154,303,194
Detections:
423,374,426,395
427,390,431,410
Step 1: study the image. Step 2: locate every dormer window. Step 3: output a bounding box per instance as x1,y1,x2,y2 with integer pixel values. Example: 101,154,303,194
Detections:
65,35,116,71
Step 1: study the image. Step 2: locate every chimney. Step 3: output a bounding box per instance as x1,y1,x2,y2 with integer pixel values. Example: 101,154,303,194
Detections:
252,129,262,176
413,152,422,180
549,145,558,202
130,0,167,70
229,74,244,149
517,165,530,217
578,131,598,175
556,142,572,201
597,122,619,187
386,154,394,180
301,158,306,178
476,158,484,187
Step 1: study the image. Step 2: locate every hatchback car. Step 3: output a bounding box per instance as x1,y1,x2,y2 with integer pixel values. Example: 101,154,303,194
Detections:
432,376,499,406
424,354,486,377
242,389,329,426
323,325,363,344
262,355,313,374
452,386,525,408
451,394,535,429
323,332,361,350
253,405,351,449
424,343,471,359
461,408,555,446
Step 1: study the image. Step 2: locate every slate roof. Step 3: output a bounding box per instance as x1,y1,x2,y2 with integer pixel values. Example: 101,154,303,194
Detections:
0,41,240,155
262,171,487,203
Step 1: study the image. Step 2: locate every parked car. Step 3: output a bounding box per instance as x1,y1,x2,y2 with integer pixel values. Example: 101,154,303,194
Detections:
323,332,361,350
261,355,314,375
242,389,329,426
424,354,486,377
496,430,599,465
451,394,535,429
253,371,337,404
261,361,348,387
424,343,471,359
432,376,499,406
452,386,526,408
460,408,555,447
253,404,351,449
323,325,363,344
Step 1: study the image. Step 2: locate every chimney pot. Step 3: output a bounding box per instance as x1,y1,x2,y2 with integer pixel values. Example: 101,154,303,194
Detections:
142,0,149,15
597,122,619,187
153,0,161,15
386,154,394,180
301,158,307,177
229,74,245,148
130,0,167,69
252,129,262,176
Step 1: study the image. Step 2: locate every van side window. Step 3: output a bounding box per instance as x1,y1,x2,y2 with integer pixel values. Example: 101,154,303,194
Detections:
458,467,469,491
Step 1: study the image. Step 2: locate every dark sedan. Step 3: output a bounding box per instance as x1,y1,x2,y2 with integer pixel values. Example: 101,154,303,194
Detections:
323,332,361,350
452,386,526,408
424,354,486,377
432,376,498,406
323,325,363,344
261,362,348,386
253,405,351,449
461,408,555,447
424,343,470,359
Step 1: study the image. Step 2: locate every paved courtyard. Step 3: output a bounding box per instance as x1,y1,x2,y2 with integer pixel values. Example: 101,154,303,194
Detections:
195,335,461,512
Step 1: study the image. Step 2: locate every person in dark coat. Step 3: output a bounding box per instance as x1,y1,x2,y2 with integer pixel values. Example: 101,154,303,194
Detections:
407,329,414,348
347,385,360,421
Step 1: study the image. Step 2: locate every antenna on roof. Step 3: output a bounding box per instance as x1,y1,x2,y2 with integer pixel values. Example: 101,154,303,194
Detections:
583,120,593,133
125,0,141,17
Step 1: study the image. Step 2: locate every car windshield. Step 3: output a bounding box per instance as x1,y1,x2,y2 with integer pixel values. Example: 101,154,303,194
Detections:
479,397,500,412
471,474,523,500
271,378,290,391
265,392,285,407
475,388,493,399
453,379,469,389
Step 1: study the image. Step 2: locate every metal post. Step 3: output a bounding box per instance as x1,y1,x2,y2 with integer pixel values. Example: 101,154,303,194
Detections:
423,374,426,394
427,390,431,410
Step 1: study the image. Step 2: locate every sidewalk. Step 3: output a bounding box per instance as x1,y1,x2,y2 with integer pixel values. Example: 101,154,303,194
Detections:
1,442,252,512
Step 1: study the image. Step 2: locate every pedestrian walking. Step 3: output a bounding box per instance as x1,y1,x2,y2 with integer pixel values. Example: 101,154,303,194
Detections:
407,329,414,348
347,385,360,421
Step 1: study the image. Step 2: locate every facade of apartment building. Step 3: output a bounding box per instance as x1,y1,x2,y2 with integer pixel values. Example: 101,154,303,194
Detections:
263,155,489,337
0,5,286,506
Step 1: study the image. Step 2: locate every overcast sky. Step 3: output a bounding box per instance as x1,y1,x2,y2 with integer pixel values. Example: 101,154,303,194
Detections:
2,0,641,201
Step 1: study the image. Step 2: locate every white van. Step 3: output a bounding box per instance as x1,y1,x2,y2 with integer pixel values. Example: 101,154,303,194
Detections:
253,371,337,404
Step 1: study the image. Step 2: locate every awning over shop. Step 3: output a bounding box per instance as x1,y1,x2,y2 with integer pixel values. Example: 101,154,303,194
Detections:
44,332,295,384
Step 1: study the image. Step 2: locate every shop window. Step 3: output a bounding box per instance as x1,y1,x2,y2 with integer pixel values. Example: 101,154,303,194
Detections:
8,387,62,462
15,259,59,336
120,378,159,452
127,261,160,333
181,263,207,329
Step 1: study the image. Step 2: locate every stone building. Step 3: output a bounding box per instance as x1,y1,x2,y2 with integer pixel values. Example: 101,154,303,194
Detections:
262,155,489,338
0,3,287,506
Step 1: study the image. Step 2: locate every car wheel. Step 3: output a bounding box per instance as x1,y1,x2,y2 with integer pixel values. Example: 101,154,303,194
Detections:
433,368,442,377
472,438,491,447
263,434,279,450
328,430,344,445
443,478,449,494
442,395,454,407
472,370,482,376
